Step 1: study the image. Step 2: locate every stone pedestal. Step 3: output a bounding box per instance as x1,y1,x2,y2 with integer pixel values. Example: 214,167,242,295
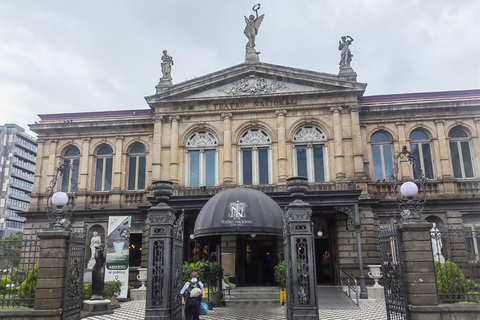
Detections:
338,66,357,82
245,48,260,64
82,299,111,312
130,288,147,300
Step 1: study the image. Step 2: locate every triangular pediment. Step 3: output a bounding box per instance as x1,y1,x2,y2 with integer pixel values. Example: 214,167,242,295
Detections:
145,62,366,105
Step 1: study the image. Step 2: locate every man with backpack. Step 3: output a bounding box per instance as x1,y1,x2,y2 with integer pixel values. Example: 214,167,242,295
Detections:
180,271,204,320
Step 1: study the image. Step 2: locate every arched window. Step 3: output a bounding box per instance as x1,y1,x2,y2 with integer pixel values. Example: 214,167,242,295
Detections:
371,132,393,181
185,131,218,187
94,146,113,191
449,127,474,178
128,144,146,190
409,130,434,179
61,147,80,192
238,129,271,185
292,126,328,182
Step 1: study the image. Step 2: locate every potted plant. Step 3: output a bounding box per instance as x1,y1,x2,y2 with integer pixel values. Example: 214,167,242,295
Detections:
274,261,286,305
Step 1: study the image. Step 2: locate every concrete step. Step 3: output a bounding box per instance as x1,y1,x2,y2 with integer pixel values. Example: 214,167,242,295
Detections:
224,286,281,302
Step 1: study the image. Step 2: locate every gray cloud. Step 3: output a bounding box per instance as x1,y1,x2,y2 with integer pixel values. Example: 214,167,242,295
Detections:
1,0,479,135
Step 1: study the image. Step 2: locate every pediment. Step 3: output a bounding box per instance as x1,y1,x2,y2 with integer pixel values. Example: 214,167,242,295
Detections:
145,62,367,105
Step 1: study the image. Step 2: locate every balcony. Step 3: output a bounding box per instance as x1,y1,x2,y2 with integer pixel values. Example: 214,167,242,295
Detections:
172,181,357,197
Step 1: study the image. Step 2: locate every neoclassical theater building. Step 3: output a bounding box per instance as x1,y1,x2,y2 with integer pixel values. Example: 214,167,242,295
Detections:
22,38,480,287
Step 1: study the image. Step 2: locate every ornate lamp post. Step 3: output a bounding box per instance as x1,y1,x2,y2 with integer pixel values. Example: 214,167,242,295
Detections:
45,159,78,229
392,146,428,220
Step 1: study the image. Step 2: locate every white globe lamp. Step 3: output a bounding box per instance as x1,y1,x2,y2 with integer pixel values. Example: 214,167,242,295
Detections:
400,182,418,199
52,191,69,208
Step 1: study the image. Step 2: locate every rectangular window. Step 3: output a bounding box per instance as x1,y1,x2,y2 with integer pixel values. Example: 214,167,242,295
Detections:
128,157,137,190
372,146,383,181
189,151,200,187
95,159,103,191
313,146,325,182
421,143,434,179
61,167,71,192
259,148,269,185
72,159,79,192
105,158,112,191
205,151,215,187
450,142,462,178
296,147,307,178
138,156,146,190
461,141,474,178
383,145,393,180
242,149,252,185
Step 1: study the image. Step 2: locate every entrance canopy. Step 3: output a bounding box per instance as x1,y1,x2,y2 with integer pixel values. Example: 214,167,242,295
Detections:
194,188,283,237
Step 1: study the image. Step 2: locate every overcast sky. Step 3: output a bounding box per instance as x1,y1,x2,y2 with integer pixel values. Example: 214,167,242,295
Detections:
1,0,479,136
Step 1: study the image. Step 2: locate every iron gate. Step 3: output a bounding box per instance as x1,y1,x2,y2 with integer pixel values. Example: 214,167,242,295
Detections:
378,224,408,320
63,227,87,320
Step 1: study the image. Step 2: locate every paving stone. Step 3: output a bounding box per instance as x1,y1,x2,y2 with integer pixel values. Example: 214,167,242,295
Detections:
83,299,388,320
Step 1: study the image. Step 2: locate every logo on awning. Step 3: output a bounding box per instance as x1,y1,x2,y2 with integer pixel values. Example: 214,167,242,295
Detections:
222,200,252,225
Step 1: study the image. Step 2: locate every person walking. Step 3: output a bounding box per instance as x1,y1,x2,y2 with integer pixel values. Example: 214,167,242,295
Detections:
180,271,204,320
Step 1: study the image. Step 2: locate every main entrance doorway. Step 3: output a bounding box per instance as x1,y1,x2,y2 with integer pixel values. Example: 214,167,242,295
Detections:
236,235,277,286
313,215,338,285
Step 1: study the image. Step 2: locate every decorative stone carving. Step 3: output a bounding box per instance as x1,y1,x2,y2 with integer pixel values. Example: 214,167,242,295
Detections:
161,50,174,81
219,76,288,96
239,129,271,145
286,176,309,201
348,105,360,113
338,36,354,67
87,232,101,269
335,205,355,220
367,265,382,288
330,106,343,113
430,223,445,263
186,132,218,147
151,180,173,203
293,126,327,143
275,109,287,116
221,112,233,119
169,115,180,122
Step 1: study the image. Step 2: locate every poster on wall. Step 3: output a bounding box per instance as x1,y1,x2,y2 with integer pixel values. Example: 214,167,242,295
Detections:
105,216,131,299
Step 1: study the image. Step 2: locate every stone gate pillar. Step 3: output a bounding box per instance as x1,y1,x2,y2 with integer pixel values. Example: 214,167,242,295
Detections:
145,180,184,320
284,177,319,320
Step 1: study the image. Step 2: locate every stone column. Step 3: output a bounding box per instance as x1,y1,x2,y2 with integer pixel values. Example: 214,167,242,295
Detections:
152,116,163,181
79,138,91,193
398,222,439,319
34,230,70,319
169,115,180,184
284,177,319,320
396,122,411,180
349,106,365,180
221,112,233,185
276,109,288,184
330,107,346,180
47,139,59,181
145,181,183,320
434,120,453,179
112,136,124,192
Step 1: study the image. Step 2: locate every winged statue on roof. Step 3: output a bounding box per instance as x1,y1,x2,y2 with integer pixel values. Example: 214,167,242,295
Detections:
244,4,264,50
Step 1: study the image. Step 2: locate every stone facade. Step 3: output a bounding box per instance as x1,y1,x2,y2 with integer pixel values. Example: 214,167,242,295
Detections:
21,61,480,287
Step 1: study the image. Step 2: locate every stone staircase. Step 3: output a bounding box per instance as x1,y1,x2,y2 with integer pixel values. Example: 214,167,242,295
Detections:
224,286,281,303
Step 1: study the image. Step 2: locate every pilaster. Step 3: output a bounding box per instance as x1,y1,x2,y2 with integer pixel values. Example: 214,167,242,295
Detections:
349,106,366,180
330,107,346,180
79,138,91,193
169,115,180,184
395,122,411,180
152,116,164,182
434,120,453,180
221,113,233,185
276,109,288,183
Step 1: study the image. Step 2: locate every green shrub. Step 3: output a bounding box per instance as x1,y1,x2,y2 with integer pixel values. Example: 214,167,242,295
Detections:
83,284,92,301
182,261,224,288
103,280,122,297
435,261,480,303
0,277,13,290
18,264,37,299
274,261,286,289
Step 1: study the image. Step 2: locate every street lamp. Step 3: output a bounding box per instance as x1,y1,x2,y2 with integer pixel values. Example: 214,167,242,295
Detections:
392,146,428,220
45,159,78,229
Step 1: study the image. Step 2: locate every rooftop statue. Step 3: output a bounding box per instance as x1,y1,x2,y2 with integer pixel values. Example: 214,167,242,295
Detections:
244,4,264,63
161,50,174,81
338,35,354,67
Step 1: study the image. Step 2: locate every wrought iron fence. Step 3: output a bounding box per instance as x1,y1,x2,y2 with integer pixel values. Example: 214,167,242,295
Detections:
0,233,40,309
432,225,480,303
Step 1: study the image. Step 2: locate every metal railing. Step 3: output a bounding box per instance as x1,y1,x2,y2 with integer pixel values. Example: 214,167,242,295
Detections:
339,268,359,306
0,233,40,309
432,226,480,303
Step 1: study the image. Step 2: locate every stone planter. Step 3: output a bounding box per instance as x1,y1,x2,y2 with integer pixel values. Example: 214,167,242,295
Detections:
367,264,382,288
137,267,147,289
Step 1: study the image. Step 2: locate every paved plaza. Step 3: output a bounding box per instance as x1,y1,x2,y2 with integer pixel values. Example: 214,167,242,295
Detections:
84,299,387,320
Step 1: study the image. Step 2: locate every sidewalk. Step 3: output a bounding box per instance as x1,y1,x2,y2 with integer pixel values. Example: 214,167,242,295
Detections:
84,299,387,320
